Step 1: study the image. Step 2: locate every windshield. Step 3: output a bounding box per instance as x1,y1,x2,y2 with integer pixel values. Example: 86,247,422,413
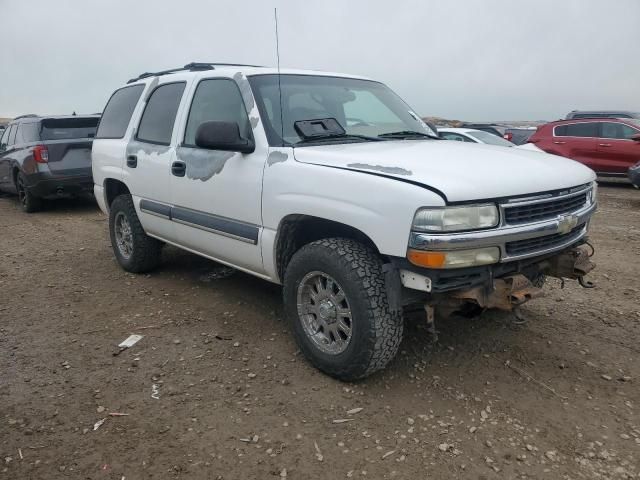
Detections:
248,74,433,146
468,130,514,147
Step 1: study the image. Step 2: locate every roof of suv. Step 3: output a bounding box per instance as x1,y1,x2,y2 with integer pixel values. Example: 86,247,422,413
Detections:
9,114,101,125
546,117,640,126
125,62,371,85
566,110,640,119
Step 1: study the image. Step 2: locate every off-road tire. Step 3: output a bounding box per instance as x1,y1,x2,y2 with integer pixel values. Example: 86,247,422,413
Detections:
109,194,162,273
17,172,43,213
283,238,403,381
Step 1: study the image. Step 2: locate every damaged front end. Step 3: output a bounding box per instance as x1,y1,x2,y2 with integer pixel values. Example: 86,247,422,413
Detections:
442,244,596,312
392,182,598,320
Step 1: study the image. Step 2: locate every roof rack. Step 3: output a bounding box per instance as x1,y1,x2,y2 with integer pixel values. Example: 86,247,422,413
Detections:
12,114,39,120
127,62,265,84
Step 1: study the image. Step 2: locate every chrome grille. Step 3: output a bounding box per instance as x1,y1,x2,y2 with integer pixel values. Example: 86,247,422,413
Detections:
503,188,589,225
505,225,584,256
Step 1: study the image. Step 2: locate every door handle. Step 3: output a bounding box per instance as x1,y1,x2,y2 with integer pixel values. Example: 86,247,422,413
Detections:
553,141,566,145
126,154,137,168
171,161,186,177
598,143,612,147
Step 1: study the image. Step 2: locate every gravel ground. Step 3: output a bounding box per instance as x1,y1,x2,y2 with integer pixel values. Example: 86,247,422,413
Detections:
1,184,639,480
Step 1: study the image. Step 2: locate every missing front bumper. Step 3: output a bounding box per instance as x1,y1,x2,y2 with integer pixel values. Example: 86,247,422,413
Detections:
444,244,595,311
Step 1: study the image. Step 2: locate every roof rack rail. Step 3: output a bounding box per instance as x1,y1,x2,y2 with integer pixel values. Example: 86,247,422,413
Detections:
127,62,265,84
12,114,39,120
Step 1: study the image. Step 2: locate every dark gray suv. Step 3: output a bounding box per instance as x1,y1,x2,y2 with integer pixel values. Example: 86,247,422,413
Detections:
0,114,100,212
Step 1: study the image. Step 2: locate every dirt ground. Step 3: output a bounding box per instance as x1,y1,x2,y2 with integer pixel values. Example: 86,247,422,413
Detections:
1,183,639,480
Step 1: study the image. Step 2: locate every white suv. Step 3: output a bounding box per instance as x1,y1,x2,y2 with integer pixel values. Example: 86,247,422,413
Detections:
92,63,597,380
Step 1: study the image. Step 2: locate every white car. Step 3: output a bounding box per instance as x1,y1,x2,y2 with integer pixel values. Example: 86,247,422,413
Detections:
439,127,515,147
92,63,597,380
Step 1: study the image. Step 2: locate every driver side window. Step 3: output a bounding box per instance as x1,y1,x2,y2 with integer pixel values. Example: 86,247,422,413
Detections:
183,79,252,147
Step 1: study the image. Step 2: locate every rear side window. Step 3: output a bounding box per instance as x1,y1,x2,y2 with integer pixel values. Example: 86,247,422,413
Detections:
183,79,251,147
15,123,41,143
600,122,639,140
137,82,186,145
0,126,12,148
554,122,598,137
96,84,145,139
8,125,18,145
40,118,99,140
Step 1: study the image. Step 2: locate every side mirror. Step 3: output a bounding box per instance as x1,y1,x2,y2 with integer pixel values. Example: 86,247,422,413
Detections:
195,121,255,154
631,133,640,142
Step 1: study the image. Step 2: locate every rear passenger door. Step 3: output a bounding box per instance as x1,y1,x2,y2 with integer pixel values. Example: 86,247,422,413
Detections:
169,76,266,275
126,81,186,241
595,121,640,174
552,122,598,169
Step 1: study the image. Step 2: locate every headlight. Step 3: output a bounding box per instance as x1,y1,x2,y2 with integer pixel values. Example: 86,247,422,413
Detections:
407,247,500,269
412,204,499,232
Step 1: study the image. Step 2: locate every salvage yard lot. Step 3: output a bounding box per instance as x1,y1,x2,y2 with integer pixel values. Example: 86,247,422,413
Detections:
1,185,639,480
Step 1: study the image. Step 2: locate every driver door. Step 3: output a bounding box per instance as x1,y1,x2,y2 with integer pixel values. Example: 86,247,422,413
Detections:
170,76,267,275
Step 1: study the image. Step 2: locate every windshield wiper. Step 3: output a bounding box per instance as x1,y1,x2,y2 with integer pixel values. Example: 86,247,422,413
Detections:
295,133,384,144
378,130,441,140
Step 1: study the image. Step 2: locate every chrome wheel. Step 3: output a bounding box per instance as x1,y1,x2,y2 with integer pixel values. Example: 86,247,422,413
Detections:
296,271,353,355
114,212,133,259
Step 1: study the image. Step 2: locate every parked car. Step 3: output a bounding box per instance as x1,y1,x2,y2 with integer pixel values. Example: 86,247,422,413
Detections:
439,127,515,147
0,114,100,212
460,123,506,137
504,127,537,145
93,63,597,380
629,161,640,188
527,118,640,176
566,110,640,120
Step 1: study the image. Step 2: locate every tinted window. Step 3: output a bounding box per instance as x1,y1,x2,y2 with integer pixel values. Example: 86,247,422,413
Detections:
137,82,186,145
555,123,598,137
96,84,145,139
40,117,98,140
184,79,251,147
8,125,18,145
600,122,639,140
15,123,41,143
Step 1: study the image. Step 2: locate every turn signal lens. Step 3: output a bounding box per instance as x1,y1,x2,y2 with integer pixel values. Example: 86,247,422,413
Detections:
407,247,500,269
407,250,446,268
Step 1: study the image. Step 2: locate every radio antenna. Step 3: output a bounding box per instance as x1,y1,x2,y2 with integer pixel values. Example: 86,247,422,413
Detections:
274,7,285,146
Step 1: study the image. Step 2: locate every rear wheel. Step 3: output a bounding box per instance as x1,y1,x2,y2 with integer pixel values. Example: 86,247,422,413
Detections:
16,172,42,213
283,238,403,381
109,194,162,273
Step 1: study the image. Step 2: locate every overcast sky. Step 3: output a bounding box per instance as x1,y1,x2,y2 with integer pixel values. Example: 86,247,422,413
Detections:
1,0,638,121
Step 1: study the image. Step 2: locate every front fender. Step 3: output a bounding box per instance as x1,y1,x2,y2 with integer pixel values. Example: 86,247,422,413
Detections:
261,157,445,280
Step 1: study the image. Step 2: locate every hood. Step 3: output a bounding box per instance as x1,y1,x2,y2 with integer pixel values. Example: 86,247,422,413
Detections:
292,140,596,202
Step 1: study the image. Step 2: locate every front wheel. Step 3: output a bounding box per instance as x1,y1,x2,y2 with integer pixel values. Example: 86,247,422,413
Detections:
109,194,162,273
283,238,403,381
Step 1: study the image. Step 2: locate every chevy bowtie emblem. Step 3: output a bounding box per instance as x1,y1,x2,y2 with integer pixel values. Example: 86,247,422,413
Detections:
557,214,578,234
